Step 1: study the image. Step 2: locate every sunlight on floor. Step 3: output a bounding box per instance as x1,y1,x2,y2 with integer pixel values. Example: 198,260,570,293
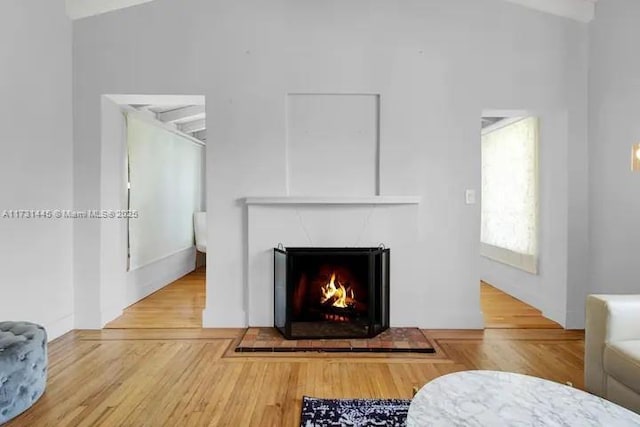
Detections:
481,281,561,329
105,267,206,329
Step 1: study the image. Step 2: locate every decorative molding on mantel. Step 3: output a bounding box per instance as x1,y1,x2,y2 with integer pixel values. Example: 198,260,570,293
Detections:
244,196,421,205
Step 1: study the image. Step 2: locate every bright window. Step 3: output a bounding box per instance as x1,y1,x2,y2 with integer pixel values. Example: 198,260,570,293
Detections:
481,116,539,274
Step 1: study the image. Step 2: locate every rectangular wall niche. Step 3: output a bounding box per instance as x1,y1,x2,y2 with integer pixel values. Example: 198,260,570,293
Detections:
286,94,380,196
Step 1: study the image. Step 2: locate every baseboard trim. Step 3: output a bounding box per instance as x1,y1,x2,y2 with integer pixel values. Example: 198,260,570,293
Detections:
124,247,196,309
46,313,75,341
564,309,585,330
410,309,485,330
542,307,567,328
100,305,124,328
202,308,248,328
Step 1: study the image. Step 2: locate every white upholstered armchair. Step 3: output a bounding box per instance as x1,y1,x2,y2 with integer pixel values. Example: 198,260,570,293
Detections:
585,295,640,413
193,212,207,253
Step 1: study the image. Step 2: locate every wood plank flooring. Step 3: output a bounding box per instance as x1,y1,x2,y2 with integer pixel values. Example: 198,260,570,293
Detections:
481,281,562,329
7,272,584,426
104,271,559,331
105,267,205,329
7,328,585,427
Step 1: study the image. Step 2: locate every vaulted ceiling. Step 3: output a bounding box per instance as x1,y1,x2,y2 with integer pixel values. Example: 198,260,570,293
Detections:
66,0,598,22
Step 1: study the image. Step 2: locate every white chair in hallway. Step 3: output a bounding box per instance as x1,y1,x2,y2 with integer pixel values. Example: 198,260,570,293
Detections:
194,212,207,253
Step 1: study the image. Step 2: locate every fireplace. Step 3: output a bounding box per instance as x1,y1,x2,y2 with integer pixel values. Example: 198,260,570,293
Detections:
274,247,390,339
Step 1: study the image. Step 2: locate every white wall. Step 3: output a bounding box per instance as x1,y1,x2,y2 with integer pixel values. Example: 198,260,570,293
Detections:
72,0,589,329
0,0,74,340
588,0,640,296
127,114,204,269
99,96,129,323
287,94,379,196
565,22,590,329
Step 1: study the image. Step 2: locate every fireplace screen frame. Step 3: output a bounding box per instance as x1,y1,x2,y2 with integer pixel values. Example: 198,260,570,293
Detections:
274,246,390,340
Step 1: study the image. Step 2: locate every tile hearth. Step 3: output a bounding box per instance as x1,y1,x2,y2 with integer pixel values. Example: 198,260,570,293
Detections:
235,327,435,353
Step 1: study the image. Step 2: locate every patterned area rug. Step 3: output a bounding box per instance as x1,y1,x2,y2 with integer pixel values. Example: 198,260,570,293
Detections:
235,327,435,353
300,396,410,427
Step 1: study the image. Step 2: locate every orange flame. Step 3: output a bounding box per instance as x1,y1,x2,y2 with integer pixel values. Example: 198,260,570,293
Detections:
320,273,355,308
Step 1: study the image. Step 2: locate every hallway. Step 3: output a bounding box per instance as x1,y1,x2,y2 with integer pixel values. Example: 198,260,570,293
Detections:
105,267,206,329
481,281,561,329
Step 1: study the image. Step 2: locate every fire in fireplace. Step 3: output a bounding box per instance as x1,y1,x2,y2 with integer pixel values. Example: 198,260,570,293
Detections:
319,271,359,319
274,247,390,339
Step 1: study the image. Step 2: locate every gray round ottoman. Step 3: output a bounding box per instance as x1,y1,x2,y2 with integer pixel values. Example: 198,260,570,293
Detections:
0,322,47,425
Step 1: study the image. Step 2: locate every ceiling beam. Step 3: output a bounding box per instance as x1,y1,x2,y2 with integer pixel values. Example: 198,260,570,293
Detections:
133,106,157,120
122,107,205,147
156,105,205,124
180,119,206,134
192,130,207,141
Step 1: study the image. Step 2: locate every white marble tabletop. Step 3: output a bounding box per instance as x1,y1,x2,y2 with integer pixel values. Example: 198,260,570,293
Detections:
407,370,640,427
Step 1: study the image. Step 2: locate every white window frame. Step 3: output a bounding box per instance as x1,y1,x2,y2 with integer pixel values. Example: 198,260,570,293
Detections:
480,111,539,275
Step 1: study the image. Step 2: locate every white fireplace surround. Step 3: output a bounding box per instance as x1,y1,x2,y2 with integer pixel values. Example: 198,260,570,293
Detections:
246,196,423,327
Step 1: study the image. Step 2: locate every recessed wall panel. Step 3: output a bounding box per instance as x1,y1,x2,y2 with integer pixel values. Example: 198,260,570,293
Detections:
287,94,379,196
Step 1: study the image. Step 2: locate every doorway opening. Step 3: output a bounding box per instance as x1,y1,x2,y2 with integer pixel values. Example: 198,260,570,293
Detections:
479,113,560,329
99,95,207,329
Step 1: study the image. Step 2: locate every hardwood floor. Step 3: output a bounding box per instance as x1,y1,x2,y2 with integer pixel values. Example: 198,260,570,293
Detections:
8,273,584,426
104,271,560,331
8,328,585,426
481,281,562,329
105,267,206,329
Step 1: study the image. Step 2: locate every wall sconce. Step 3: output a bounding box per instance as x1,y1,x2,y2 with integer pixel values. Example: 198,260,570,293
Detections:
633,143,640,172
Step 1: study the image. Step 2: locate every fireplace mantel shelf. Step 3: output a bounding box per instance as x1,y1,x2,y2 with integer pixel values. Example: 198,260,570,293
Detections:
244,196,421,205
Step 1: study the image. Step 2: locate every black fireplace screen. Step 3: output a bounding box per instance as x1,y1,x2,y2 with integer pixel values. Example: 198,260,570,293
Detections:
274,247,390,339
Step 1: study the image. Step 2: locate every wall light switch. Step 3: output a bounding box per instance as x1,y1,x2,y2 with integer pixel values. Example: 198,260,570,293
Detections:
465,189,476,205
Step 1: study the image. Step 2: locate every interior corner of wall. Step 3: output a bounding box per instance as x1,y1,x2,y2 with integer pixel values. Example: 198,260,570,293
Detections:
100,306,124,328
542,305,568,328
46,313,76,342
564,309,586,330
